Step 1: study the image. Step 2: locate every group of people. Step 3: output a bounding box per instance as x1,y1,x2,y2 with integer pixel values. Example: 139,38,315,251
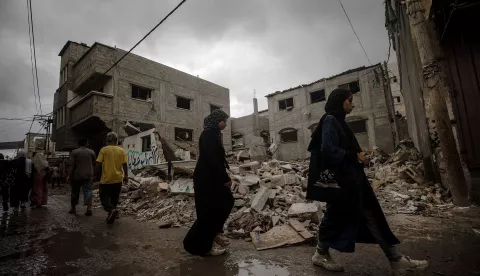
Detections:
183,90,429,275
67,133,128,224
0,151,50,212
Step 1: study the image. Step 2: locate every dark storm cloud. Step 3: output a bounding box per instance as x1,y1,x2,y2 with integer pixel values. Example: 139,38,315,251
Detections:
0,0,390,141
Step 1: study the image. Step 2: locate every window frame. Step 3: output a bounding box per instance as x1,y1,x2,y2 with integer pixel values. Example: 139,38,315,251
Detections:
278,97,294,111
310,89,326,104
131,84,152,101
347,119,367,134
141,135,152,152
174,128,193,142
279,128,298,143
176,96,192,110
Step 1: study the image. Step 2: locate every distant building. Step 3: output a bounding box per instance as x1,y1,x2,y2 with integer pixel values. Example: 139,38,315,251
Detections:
265,64,395,160
52,41,231,154
24,132,55,158
388,62,405,116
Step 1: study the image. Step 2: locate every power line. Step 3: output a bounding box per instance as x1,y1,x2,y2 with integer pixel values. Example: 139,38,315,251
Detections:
26,0,38,115
28,0,42,114
50,0,188,116
0,117,34,121
338,0,372,65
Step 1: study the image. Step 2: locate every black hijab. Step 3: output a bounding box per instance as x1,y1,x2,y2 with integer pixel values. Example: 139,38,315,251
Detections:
308,88,362,153
203,109,229,131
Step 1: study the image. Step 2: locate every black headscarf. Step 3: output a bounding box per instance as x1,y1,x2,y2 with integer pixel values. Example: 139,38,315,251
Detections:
204,109,229,130
308,88,362,153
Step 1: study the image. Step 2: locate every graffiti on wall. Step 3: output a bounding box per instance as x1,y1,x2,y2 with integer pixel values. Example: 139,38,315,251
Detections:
124,131,166,170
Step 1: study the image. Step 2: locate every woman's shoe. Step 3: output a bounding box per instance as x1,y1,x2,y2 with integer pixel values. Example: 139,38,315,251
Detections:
214,234,231,247
312,251,344,272
207,242,226,256
390,256,428,275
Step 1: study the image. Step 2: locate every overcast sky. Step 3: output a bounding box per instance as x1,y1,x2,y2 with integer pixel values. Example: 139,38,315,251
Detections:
0,0,391,142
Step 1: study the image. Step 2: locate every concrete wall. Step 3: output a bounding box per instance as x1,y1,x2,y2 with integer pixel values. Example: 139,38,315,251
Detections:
231,114,269,149
388,62,406,116
266,65,394,160
53,41,231,153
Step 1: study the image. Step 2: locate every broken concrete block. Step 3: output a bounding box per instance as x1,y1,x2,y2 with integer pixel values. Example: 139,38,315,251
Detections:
272,216,280,226
390,191,410,200
251,186,271,213
229,166,240,174
241,174,260,186
238,184,250,195
157,182,169,192
288,219,315,240
288,202,323,223
239,161,260,172
284,173,298,185
280,164,293,171
169,178,194,195
269,175,285,186
235,199,246,207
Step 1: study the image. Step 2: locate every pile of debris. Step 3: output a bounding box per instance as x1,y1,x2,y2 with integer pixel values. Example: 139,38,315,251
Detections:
91,139,452,250
367,140,453,217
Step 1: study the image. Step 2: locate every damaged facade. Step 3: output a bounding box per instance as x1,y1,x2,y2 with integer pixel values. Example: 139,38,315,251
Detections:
386,0,480,204
230,98,270,161
266,64,396,160
52,41,231,155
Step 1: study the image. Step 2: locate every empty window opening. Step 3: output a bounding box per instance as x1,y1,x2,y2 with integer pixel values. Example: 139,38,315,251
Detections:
175,128,193,141
338,80,360,93
131,85,152,100
310,90,326,103
392,77,398,83
177,96,191,110
141,135,152,152
394,96,401,104
232,133,244,148
348,120,367,134
260,130,270,145
210,104,221,113
279,128,298,143
278,98,294,110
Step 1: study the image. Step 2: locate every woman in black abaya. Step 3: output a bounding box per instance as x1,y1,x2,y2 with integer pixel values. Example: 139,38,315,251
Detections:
183,109,233,256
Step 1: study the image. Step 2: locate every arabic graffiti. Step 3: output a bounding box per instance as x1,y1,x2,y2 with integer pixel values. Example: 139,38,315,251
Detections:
126,149,154,170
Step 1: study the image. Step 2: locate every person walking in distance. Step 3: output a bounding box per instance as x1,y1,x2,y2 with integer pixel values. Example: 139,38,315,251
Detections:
67,138,96,216
95,132,128,224
306,89,428,274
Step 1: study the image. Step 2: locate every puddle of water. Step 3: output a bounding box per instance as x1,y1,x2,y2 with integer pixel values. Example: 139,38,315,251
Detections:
234,259,290,276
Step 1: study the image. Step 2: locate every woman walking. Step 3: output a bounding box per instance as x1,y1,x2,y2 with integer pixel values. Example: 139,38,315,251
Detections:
12,151,34,209
0,154,15,212
306,88,428,274
31,153,49,208
183,109,233,256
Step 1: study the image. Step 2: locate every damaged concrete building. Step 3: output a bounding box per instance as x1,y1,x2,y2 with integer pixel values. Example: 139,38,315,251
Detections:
52,41,231,156
230,98,270,160
266,64,396,160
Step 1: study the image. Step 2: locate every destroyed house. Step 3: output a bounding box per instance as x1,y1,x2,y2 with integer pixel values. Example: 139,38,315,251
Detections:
265,64,396,160
52,41,231,154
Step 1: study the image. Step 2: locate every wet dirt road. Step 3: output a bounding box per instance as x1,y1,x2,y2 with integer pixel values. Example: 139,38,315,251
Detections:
1,193,480,276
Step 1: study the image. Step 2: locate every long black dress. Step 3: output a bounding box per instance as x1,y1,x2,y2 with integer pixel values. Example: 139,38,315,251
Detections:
183,127,234,256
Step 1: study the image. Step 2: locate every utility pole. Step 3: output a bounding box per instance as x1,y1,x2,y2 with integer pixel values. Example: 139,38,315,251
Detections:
381,62,400,147
406,0,469,206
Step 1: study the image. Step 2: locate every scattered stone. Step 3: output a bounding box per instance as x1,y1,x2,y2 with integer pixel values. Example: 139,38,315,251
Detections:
251,186,271,213
235,199,246,207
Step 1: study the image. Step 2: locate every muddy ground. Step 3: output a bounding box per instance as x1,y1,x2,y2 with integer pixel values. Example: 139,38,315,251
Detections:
1,188,480,276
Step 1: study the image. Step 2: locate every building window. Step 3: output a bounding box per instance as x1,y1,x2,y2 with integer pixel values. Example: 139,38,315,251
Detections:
60,66,68,86
348,120,367,134
392,77,398,83
232,133,244,148
141,135,151,152
34,137,45,151
310,89,326,103
338,80,360,93
278,97,294,110
260,130,270,145
279,128,298,143
56,106,66,129
176,96,191,110
394,96,401,104
175,128,193,141
210,104,221,113
131,84,152,100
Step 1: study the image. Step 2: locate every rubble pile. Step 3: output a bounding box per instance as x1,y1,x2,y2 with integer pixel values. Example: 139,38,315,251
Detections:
93,139,453,249
367,140,453,217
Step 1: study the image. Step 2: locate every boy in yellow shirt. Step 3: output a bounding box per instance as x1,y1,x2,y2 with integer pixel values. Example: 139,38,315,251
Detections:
95,132,128,224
